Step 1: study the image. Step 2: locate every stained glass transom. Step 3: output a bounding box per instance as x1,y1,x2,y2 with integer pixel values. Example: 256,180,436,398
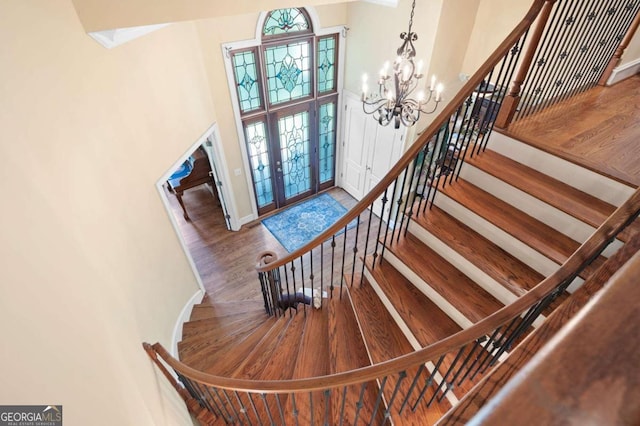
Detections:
263,8,310,36
245,121,274,207
232,50,261,113
264,41,311,105
318,102,336,184
278,111,311,199
317,36,336,93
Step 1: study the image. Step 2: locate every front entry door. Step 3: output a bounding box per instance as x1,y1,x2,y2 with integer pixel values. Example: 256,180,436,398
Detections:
271,103,315,207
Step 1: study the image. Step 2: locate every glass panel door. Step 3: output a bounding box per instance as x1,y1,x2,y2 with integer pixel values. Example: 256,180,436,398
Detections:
271,103,315,206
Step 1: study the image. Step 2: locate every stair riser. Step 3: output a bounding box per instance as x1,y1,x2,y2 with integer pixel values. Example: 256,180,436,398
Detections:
434,192,559,277
382,250,475,330
434,193,586,292
407,221,518,306
459,164,623,258
488,132,635,206
459,165,593,250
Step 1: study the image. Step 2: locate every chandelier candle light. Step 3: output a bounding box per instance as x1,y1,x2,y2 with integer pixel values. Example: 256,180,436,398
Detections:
361,0,443,128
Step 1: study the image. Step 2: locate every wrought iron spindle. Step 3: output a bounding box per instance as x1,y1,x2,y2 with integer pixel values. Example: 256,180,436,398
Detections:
353,382,368,425
234,391,252,426
360,203,376,286
412,355,446,410
429,346,467,405
350,215,361,287
384,371,407,421
260,393,275,425
291,393,299,426
370,376,388,425
340,225,348,296
400,364,425,414
372,190,389,270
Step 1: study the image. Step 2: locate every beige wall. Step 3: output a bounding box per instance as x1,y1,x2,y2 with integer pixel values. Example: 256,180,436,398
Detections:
462,0,532,74
344,0,445,140
620,26,640,66
0,1,214,424
72,0,354,32
195,5,349,221
429,0,481,96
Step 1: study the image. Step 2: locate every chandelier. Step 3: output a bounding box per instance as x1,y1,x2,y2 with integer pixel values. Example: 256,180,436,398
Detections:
361,0,443,129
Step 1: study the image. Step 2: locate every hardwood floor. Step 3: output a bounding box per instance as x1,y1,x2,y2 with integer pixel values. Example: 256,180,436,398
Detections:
503,75,640,187
165,185,360,303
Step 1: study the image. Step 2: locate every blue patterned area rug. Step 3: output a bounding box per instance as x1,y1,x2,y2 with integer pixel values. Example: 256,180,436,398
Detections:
262,193,353,253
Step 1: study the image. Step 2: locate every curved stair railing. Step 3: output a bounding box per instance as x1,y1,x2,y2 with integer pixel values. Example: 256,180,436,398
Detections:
143,0,640,422
256,0,549,318
144,186,640,425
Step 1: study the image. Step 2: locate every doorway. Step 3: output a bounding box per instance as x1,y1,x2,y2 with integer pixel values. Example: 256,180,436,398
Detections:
226,8,341,216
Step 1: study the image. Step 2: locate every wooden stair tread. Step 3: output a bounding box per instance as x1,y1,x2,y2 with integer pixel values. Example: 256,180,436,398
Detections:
199,317,280,376
348,279,452,424
232,316,292,379
256,312,306,381
181,309,267,338
412,205,544,296
189,301,265,321
328,288,384,424
178,318,265,361
439,179,605,278
287,309,331,425
385,233,504,324
467,150,612,227
467,150,640,243
366,256,462,345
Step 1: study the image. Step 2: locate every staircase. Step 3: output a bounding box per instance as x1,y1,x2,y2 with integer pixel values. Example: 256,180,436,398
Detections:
174,129,638,425
146,1,640,421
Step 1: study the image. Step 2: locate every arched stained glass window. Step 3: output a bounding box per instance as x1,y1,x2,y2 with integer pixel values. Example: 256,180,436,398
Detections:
263,8,311,36
228,8,339,215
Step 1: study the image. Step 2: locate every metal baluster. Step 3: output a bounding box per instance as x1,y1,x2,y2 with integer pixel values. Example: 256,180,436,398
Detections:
456,338,485,387
339,386,347,426
282,265,292,318
321,242,325,305
384,371,407,422
447,95,474,185
372,191,389,270
193,382,222,419
353,382,368,425
471,317,520,380
289,261,297,313
391,167,410,243
330,235,336,297
369,376,388,425
300,256,306,314
324,389,331,426
420,127,446,214
412,355,446,410
275,394,285,425
430,345,467,405
340,225,348,297
222,389,240,421
350,215,361,287
398,155,422,238
247,393,262,426
310,391,314,426
234,391,252,426
380,180,400,264
360,203,376,286
291,393,299,426
212,387,234,422
260,393,275,425
400,364,425,415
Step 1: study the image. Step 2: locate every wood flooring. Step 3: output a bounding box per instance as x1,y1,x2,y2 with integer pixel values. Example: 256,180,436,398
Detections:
503,75,640,187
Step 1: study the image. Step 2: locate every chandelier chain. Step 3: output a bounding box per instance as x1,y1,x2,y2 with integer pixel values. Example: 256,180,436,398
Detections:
408,0,416,35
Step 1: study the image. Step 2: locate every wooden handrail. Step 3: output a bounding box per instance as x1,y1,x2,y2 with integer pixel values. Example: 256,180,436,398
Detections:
255,0,548,273
146,186,640,393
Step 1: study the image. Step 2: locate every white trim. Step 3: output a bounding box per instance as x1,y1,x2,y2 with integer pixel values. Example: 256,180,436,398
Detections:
88,24,171,49
171,288,204,358
206,124,242,231
607,56,640,85
362,0,399,6
156,123,236,296
222,7,347,221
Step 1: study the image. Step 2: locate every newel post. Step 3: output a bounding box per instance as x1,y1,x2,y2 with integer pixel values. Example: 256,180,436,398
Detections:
495,0,558,129
598,11,640,86
256,251,280,316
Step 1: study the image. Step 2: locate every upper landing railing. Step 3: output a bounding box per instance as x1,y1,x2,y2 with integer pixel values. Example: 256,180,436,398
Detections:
496,0,640,128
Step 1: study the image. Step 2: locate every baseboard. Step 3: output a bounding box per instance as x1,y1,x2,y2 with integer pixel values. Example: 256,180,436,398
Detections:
238,214,256,227
607,57,640,85
171,288,205,359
